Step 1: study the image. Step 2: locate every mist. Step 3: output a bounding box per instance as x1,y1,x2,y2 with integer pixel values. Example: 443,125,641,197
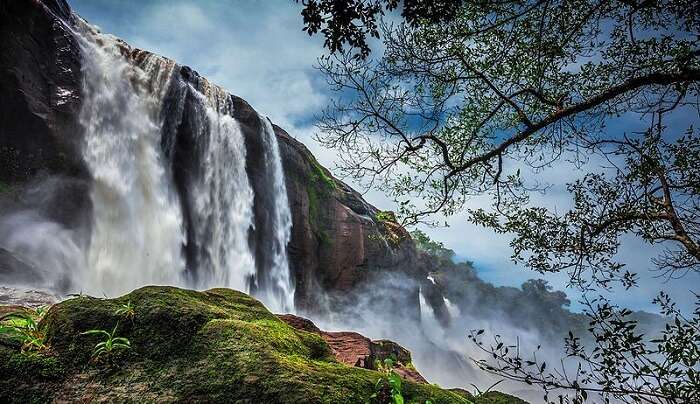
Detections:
0,176,90,293
299,241,663,401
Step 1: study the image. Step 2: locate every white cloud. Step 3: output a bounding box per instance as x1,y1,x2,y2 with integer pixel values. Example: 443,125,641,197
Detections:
75,0,328,130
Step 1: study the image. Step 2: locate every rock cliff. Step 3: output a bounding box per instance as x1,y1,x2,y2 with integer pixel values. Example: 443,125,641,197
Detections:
0,0,419,312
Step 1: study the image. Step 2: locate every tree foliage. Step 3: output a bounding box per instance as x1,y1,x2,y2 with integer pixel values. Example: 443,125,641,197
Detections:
469,292,700,403
303,0,700,402
312,0,699,287
295,0,463,58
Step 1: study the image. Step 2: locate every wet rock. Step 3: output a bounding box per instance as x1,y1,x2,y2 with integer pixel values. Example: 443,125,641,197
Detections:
0,285,57,307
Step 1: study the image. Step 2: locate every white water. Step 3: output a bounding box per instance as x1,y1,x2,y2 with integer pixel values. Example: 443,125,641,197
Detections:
66,21,294,308
75,22,186,296
0,210,85,290
187,86,256,292
258,117,295,312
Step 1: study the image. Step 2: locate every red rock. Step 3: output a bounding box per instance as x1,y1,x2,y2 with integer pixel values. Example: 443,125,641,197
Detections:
322,331,373,368
277,314,428,384
276,314,321,334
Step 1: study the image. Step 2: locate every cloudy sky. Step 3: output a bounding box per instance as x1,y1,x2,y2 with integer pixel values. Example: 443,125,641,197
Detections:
69,0,698,312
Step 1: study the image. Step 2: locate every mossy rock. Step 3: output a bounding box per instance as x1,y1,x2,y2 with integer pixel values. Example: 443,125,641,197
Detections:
1,286,477,403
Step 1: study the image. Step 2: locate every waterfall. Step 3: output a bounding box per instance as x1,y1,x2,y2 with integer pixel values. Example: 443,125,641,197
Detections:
75,21,186,296
185,85,256,292
256,117,295,312
64,19,295,309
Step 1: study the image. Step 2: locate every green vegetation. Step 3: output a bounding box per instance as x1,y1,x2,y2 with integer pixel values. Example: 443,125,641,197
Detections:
306,157,337,247
372,211,409,246
369,358,406,404
0,307,48,352
0,286,477,403
81,323,131,362
114,300,135,319
310,157,337,191
410,230,455,263
375,211,396,223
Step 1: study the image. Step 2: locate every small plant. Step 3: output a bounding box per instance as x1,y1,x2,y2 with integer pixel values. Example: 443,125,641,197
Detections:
0,306,49,352
81,322,131,362
114,300,135,319
368,358,405,404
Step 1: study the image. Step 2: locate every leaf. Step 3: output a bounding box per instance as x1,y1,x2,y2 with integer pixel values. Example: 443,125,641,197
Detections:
81,329,110,337
389,372,402,391
112,337,131,345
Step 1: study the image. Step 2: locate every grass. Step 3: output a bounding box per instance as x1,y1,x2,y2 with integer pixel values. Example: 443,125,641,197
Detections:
310,158,337,191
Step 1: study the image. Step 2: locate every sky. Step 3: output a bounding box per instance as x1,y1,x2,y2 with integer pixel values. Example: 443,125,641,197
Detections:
68,0,699,313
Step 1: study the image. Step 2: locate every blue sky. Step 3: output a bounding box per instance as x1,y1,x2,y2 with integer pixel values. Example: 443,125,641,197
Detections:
69,0,699,313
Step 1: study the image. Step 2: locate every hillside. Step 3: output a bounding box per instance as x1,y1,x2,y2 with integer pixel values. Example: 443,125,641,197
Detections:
0,286,524,403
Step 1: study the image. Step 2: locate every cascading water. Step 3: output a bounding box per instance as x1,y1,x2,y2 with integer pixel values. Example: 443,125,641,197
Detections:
184,85,256,292
75,21,186,296
64,18,295,309
255,117,295,312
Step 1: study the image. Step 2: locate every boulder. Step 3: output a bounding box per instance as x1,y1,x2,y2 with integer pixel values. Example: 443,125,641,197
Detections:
0,286,473,403
278,313,428,384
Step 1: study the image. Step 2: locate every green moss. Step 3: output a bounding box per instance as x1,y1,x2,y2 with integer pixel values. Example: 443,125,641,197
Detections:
307,180,320,220
375,211,396,223
305,162,335,248
450,389,528,404
473,391,529,404
0,180,11,194
0,347,63,404
0,348,63,379
2,286,473,403
310,158,337,191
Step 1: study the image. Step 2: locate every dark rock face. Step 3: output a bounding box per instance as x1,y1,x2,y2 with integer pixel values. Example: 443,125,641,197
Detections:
0,0,92,287
0,0,423,313
0,0,91,224
0,0,85,184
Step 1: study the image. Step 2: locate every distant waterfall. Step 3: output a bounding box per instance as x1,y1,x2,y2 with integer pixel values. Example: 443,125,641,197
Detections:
71,20,294,310
75,21,186,296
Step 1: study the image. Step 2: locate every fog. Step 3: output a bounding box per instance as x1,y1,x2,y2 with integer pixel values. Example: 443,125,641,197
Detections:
0,176,89,293
301,247,662,401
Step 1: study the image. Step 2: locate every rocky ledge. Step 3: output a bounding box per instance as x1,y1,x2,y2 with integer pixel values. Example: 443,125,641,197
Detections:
279,314,428,384
0,286,525,403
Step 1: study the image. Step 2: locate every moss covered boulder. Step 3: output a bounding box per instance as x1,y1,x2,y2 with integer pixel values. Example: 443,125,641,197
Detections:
0,286,496,403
